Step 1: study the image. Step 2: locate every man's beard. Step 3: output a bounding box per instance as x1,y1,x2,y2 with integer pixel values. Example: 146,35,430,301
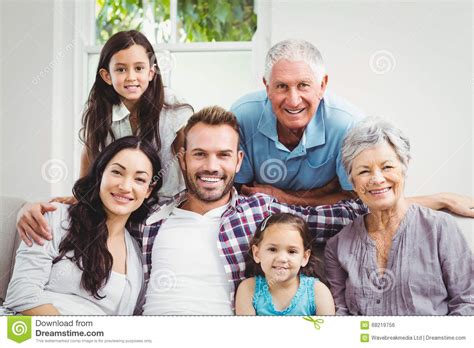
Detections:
184,170,235,203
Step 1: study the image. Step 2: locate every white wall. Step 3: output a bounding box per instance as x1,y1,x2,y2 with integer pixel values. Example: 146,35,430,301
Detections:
0,0,3,199
0,0,76,201
1,0,53,201
270,0,472,199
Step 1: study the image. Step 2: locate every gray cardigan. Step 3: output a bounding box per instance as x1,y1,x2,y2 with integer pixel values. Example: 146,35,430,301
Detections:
325,204,474,315
4,203,144,315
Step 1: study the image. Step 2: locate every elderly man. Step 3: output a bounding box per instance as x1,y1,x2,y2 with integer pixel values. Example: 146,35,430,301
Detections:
231,39,364,205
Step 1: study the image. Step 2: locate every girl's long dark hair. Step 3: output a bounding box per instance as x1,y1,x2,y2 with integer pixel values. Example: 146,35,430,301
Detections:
53,136,162,299
244,213,321,279
81,30,184,162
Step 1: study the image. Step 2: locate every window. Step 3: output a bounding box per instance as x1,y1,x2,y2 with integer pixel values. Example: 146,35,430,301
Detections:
96,0,257,44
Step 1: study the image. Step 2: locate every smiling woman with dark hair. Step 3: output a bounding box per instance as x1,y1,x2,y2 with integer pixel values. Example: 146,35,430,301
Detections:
4,136,161,315
325,119,474,315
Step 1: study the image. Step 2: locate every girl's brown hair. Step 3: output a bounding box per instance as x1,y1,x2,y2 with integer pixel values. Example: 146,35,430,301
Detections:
244,213,321,279
81,30,191,162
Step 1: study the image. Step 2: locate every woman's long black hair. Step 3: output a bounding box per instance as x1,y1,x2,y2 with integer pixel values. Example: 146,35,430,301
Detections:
53,136,162,299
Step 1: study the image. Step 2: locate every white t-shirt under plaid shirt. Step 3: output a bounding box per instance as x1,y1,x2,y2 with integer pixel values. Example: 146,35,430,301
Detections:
142,203,233,315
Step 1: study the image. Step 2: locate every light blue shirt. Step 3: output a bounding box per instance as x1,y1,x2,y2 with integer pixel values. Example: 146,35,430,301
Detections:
231,90,365,191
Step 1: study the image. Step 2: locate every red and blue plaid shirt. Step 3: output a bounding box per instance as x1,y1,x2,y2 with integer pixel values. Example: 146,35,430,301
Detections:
129,189,368,302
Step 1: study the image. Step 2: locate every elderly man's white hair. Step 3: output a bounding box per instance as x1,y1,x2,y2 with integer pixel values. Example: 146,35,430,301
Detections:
264,39,326,83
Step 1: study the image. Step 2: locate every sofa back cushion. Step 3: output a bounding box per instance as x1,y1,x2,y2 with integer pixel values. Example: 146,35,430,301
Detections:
0,196,24,304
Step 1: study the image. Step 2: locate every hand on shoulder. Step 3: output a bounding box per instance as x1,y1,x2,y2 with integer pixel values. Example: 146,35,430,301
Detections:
16,201,58,246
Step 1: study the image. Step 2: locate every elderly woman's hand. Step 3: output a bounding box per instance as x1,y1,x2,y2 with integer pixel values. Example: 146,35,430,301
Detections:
439,193,474,218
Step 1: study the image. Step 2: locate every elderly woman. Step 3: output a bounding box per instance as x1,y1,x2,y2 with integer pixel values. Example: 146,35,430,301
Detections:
324,119,473,315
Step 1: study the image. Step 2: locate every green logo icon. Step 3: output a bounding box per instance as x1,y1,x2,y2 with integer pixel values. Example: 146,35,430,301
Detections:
360,321,370,330
302,316,325,330
360,333,370,343
7,316,32,343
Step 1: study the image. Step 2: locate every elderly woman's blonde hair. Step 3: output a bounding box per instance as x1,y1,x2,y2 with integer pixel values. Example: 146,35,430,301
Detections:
341,117,411,184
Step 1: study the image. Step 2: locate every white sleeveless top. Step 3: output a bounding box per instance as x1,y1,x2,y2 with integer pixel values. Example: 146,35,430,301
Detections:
107,87,193,201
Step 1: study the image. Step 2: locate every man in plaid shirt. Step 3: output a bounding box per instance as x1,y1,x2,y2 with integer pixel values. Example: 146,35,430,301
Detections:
128,106,369,314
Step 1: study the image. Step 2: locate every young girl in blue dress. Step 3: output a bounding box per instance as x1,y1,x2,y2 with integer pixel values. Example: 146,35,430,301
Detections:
236,213,335,315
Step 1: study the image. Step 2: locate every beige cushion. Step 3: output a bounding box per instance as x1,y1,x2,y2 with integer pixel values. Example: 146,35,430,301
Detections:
0,196,24,304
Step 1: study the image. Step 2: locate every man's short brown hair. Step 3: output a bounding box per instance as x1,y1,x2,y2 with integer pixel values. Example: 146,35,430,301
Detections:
183,106,240,149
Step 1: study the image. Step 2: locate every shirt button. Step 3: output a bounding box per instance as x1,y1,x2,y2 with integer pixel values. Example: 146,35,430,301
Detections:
376,299,381,304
